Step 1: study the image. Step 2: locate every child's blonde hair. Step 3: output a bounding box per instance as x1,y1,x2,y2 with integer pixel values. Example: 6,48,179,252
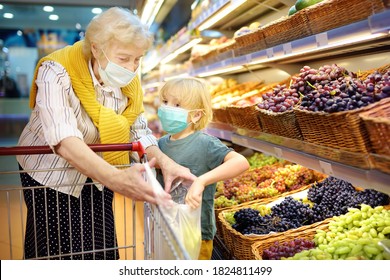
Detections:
159,77,213,130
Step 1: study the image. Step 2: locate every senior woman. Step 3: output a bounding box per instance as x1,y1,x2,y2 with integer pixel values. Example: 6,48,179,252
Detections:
16,7,195,260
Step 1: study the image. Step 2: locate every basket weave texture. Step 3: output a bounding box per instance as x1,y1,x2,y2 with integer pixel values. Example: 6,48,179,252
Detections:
258,109,303,140
305,0,385,34
227,105,262,131
234,29,267,56
251,225,327,260
293,102,379,153
261,10,311,48
360,97,390,156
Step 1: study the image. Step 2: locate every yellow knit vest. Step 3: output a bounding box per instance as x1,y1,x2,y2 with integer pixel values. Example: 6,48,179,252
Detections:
29,40,144,165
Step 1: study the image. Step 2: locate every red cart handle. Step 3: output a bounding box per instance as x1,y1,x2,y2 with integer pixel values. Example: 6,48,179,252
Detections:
0,142,147,161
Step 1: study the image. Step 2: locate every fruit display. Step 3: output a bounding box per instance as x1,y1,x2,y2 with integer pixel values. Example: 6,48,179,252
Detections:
227,177,389,236
214,163,325,207
293,65,390,113
286,205,390,260
262,238,316,260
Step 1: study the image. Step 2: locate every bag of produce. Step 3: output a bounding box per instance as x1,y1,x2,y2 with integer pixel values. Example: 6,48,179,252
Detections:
144,162,201,260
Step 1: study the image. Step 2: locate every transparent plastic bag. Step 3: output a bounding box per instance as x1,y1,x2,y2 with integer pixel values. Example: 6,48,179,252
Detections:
143,162,202,260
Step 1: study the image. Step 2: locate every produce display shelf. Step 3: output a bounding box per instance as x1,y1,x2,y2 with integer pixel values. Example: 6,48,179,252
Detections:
205,123,390,195
191,9,390,76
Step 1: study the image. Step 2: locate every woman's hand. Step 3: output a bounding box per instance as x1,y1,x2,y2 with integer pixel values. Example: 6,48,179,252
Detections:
55,137,168,204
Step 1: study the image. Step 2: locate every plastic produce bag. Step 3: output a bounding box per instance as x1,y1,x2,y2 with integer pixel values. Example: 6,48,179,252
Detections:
144,162,202,260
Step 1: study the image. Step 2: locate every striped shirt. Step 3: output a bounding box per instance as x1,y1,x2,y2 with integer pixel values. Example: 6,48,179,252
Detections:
17,60,157,197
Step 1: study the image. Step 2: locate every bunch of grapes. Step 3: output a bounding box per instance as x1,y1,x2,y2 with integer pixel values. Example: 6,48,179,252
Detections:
246,152,284,168
257,84,300,113
308,177,390,222
262,238,315,260
293,65,390,113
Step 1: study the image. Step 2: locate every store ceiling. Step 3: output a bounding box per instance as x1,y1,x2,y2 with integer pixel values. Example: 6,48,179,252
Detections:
0,0,146,30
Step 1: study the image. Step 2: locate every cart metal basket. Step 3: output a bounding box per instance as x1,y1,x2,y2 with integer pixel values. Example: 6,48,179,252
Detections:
0,142,189,260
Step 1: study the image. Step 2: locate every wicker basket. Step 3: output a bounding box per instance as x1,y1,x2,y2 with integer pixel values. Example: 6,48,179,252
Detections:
293,102,380,153
251,226,327,260
212,107,232,124
227,104,262,131
305,0,385,35
303,141,371,169
369,153,390,174
219,210,331,260
261,10,311,48
357,63,390,81
234,29,267,57
360,98,390,156
258,109,303,140
217,180,326,260
234,29,265,48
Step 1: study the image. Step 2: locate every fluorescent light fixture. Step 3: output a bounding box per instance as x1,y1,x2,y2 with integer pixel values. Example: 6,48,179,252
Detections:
92,8,103,14
141,0,164,26
3,13,13,19
43,6,54,12
197,65,244,77
49,14,59,21
75,23,81,29
160,53,178,65
160,37,202,65
198,0,246,31
0,5,3,9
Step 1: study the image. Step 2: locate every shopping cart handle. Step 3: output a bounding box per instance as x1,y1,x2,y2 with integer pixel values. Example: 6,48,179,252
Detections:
0,142,147,159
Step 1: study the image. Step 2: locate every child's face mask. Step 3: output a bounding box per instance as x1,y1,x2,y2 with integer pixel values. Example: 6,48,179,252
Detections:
158,105,191,134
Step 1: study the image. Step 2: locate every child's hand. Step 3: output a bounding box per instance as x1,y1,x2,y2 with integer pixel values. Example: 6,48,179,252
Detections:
185,179,205,209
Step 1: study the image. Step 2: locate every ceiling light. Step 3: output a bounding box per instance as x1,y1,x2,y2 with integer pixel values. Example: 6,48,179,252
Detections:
0,4,3,9
198,0,246,31
49,14,59,21
92,8,103,14
160,37,202,65
43,6,54,12
3,13,14,19
141,0,165,26
75,23,81,30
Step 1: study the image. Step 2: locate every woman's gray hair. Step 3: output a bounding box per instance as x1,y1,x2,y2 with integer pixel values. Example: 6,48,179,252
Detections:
83,7,154,60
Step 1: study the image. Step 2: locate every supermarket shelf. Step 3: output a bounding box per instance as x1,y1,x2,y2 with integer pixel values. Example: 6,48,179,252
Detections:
191,9,390,77
205,123,390,195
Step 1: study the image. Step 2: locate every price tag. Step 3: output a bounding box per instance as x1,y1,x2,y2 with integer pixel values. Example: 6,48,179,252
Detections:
316,32,328,47
273,147,283,158
319,160,334,176
283,42,292,55
266,48,274,58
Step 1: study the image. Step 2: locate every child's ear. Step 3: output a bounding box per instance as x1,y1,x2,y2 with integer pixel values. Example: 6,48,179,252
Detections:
191,111,203,124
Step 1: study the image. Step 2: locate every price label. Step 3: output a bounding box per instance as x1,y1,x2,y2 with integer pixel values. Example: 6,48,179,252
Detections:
283,42,292,55
319,160,334,175
316,32,328,47
273,147,283,158
266,48,274,58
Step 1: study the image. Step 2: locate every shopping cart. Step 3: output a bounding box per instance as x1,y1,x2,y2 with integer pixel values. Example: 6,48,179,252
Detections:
0,142,189,260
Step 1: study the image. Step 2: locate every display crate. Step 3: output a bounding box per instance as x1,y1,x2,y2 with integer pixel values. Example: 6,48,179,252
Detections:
261,10,311,48
305,0,385,35
257,109,303,140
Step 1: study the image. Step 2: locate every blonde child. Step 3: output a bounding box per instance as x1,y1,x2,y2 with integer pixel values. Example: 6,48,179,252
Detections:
156,77,250,260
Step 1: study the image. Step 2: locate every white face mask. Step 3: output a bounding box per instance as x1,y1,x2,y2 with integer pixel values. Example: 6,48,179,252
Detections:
97,50,136,88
